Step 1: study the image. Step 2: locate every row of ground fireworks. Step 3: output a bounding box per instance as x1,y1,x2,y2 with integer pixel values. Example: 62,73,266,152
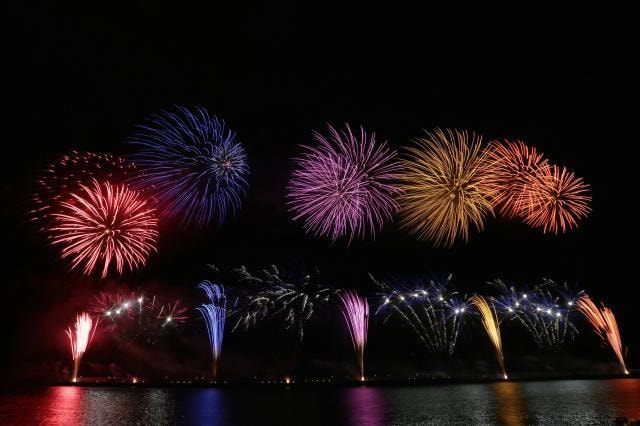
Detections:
66,267,628,382
32,105,590,278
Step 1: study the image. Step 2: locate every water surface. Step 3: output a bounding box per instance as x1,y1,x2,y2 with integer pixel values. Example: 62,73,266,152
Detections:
1,379,638,425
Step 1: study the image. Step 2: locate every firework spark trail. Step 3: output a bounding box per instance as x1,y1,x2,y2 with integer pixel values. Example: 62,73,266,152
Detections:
127,106,249,228
231,265,335,341
338,290,369,381
65,312,98,382
197,281,226,378
399,129,494,247
472,295,507,379
522,164,591,234
49,179,158,278
485,140,549,218
373,275,467,356
288,123,401,243
576,295,628,375
490,279,580,350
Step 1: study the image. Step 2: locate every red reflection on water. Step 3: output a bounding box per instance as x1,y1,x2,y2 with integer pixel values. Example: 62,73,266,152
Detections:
345,387,386,426
607,379,640,418
45,386,83,425
491,382,526,426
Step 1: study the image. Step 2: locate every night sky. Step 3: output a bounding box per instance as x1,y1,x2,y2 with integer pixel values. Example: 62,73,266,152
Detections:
3,4,636,382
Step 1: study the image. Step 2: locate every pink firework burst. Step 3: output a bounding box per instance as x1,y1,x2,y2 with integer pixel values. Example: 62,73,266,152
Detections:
49,179,159,278
287,124,401,243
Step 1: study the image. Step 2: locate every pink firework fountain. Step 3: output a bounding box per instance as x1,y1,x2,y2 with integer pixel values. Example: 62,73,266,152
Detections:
339,290,369,381
66,312,98,382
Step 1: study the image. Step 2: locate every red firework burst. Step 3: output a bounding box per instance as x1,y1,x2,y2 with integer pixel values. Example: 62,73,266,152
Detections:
485,139,549,218
522,164,591,234
49,179,158,278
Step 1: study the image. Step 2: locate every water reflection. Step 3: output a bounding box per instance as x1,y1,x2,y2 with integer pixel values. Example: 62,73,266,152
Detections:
607,378,640,419
184,388,227,424
344,387,387,426
46,386,83,425
491,382,527,426
1,379,638,425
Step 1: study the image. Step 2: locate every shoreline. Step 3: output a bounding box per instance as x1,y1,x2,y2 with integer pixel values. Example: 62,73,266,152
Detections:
9,371,638,388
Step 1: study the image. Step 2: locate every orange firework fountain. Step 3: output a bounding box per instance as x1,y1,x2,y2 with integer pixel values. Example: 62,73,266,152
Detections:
472,295,508,379
576,295,628,375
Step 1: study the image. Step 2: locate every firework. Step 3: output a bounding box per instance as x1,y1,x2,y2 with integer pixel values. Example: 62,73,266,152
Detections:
522,164,591,234
374,274,467,356
157,301,189,325
127,106,249,228
399,129,493,247
89,291,188,344
31,150,136,226
287,124,401,243
471,295,507,379
48,179,158,278
490,279,580,350
197,281,226,378
485,140,548,218
338,290,369,380
576,295,628,374
231,265,335,341
65,312,98,382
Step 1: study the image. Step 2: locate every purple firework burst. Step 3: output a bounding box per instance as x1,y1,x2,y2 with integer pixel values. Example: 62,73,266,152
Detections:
287,124,401,243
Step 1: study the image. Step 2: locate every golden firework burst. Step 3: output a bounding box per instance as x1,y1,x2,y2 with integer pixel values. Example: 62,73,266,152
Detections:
399,129,494,247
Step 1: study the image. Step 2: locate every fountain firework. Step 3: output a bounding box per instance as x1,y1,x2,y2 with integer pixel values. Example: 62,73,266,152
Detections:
65,312,98,382
490,279,580,350
471,295,507,379
197,281,227,378
338,290,369,381
374,274,468,356
576,295,628,374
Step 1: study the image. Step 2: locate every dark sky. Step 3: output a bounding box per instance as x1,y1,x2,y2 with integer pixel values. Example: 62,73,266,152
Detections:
3,4,637,381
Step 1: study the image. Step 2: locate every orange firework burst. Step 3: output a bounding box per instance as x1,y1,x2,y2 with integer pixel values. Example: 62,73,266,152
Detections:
576,295,628,375
399,129,494,247
485,139,549,218
522,164,591,234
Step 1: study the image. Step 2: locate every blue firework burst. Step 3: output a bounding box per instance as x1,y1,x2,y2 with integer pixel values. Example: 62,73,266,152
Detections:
127,106,249,228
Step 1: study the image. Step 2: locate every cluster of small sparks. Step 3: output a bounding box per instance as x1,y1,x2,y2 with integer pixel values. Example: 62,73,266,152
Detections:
230,265,335,341
338,290,369,381
127,105,249,228
197,281,227,378
288,124,402,243
576,295,628,375
31,150,136,226
490,279,581,350
89,291,188,345
373,274,468,356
